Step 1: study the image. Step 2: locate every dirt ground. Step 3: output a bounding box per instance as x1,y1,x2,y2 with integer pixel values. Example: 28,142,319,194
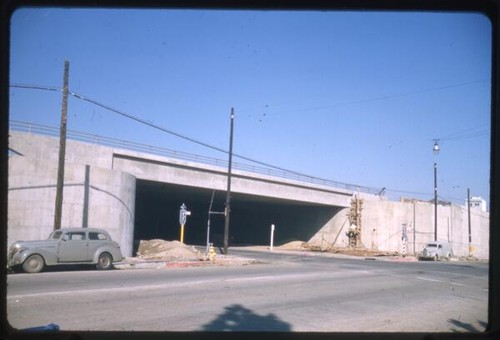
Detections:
134,239,256,265
277,241,397,257
135,239,398,263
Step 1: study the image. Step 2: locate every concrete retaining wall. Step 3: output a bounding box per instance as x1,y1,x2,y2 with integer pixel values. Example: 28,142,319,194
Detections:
308,198,490,259
8,155,136,257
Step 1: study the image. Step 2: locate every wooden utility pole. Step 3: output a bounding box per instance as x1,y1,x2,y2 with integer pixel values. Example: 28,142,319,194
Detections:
54,61,69,230
223,108,235,255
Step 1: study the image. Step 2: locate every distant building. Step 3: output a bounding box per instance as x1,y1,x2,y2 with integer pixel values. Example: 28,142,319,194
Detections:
467,196,487,212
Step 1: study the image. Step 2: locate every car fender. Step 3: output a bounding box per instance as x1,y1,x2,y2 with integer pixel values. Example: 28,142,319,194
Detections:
92,245,123,263
14,248,59,266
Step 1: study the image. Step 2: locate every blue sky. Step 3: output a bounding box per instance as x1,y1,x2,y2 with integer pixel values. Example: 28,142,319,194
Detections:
9,8,491,205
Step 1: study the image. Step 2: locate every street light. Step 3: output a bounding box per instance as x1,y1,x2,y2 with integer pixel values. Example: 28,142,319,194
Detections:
223,108,235,255
433,139,440,241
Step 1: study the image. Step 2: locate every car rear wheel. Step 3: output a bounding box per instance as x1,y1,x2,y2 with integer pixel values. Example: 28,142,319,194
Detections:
96,252,113,270
22,254,45,273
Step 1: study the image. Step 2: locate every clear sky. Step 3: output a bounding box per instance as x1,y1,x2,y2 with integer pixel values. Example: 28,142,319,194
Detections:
9,8,492,205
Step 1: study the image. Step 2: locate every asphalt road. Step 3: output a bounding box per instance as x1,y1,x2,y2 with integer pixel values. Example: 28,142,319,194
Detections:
6,248,489,333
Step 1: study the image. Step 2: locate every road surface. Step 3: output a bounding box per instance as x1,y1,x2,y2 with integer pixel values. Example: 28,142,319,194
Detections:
6,249,488,332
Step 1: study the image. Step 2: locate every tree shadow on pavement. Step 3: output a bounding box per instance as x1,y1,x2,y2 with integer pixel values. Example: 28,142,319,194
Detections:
448,318,488,332
200,304,292,331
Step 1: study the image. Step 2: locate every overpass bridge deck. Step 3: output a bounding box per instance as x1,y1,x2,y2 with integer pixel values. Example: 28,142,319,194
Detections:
9,120,380,196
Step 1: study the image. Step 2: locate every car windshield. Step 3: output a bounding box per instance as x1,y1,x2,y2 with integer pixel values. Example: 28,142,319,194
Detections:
48,230,63,240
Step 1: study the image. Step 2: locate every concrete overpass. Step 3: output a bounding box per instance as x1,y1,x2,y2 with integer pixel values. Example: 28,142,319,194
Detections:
8,122,490,259
8,122,376,256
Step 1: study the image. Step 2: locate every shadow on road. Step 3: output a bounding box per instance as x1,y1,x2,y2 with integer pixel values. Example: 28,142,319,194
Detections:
200,304,292,331
8,264,98,274
448,318,488,332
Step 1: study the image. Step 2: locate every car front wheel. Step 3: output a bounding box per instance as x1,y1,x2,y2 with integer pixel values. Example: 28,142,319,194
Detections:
96,252,113,270
22,254,45,273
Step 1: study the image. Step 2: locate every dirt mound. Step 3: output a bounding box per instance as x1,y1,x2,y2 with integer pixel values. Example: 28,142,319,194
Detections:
137,239,202,261
277,241,307,250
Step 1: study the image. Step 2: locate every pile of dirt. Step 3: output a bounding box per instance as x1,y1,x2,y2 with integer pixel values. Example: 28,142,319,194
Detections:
276,241,307,250
137,239,203,261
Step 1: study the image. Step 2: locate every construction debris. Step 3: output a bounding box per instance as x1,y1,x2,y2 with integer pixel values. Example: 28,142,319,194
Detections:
274,241,396,258
347,195,363,247
276,241,308,250
137,239,203,261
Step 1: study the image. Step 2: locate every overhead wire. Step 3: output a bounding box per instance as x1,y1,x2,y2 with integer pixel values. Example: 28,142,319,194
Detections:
12,81,489,198
437,124,489,141
11,83,62,93
10,83,380,193
239,79,490,117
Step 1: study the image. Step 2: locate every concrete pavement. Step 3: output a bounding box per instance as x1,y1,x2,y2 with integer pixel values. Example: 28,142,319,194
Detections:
113,245,488,270
113,253,259,270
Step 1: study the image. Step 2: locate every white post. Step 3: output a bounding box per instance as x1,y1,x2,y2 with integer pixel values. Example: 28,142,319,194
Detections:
270,224,275,251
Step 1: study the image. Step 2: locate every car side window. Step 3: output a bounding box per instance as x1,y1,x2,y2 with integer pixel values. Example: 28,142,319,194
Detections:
89,232,108,241
67,232,86,241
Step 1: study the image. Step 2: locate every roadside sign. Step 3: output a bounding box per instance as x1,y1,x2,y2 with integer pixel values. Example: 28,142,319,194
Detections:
179,203,191,226
179,203,191,243
180,210,186,226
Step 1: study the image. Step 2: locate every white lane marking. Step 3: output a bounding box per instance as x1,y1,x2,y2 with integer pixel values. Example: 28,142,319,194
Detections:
221,271,368,283
415,276,444,283
8,270,370,300
224,275,279,283
8,281,209,300
416,276,487,290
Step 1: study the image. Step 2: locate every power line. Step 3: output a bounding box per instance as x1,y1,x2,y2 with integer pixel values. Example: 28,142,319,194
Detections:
245,79,490,117
384,188,468,205
70,91,230,155
10,83,380,194
11,83,62,93
437,124,489,141
69,90,374,189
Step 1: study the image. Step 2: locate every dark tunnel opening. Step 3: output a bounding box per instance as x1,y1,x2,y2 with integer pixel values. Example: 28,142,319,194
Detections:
133,179,341,255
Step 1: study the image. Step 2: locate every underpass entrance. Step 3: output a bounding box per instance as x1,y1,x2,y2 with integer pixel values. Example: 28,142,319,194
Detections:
133,179,340,255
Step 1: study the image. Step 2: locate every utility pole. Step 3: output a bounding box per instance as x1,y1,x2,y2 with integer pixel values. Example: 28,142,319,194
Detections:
433,139,440,241
413,200,416,255
434,162,438,241
54,60,69,230
82,165,90,228
223,108,235,255
467,188,472,256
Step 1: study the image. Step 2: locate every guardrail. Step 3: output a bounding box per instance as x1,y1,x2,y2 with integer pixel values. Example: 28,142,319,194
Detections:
9,120,380,195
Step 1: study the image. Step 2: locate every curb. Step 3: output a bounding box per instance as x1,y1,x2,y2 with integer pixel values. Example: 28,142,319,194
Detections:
114,256,257,270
